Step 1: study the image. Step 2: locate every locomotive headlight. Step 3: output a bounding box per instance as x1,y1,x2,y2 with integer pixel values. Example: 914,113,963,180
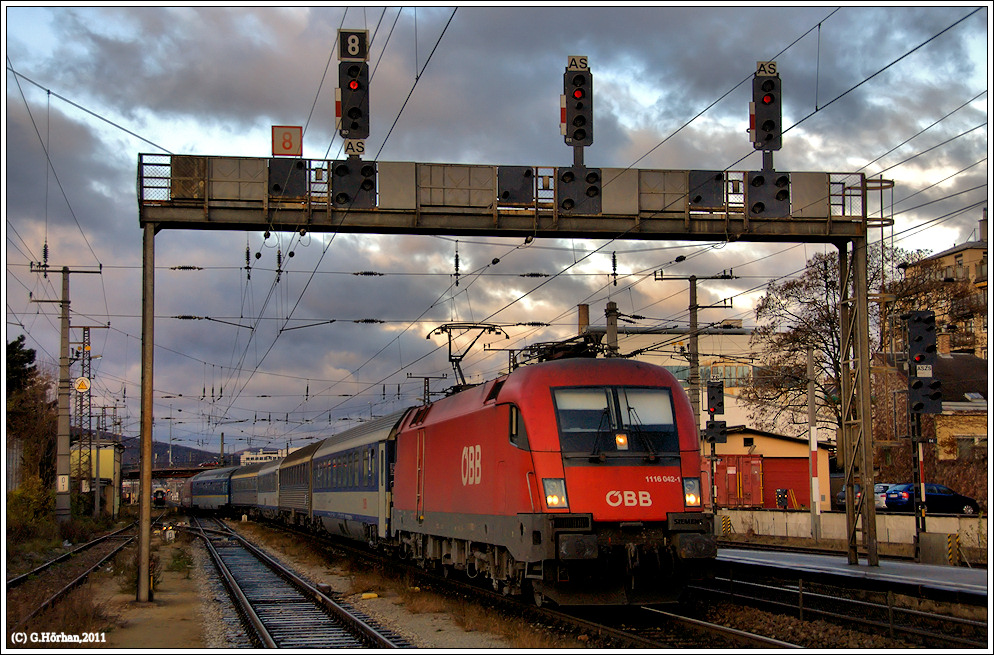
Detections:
543,478,569,509
683,478,702,507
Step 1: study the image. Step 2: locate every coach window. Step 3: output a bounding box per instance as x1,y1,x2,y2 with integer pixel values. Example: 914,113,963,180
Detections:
509,405,530,449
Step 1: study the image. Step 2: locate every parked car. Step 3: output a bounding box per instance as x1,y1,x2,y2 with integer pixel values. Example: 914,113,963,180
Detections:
834,483,860,510
885,483,980,515
872,483,897,510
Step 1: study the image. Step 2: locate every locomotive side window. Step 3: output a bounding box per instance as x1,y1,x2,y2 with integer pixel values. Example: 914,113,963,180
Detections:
509,405,530,449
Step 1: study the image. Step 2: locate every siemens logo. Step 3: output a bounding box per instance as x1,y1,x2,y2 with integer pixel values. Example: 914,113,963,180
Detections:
672,517,701,525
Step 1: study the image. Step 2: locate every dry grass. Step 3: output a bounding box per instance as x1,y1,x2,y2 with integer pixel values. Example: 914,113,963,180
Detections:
11,583,116,649
232,520,338,570
391,584,447,613
345,569,388,596
387,581,588,648
452,602,590,649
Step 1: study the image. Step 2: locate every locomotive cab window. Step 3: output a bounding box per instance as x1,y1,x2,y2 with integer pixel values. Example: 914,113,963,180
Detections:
553,386,679,460
508,404,530,450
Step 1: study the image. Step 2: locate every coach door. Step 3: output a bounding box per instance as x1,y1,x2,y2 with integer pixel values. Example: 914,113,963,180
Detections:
416,429,426,523
378,443,389,538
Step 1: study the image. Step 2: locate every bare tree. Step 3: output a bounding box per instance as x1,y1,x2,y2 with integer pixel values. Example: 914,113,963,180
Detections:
739,252,841,437
739,246,974,438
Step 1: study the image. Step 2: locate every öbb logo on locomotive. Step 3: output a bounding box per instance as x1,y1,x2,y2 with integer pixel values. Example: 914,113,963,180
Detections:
461,444,482,485
605,490,652,507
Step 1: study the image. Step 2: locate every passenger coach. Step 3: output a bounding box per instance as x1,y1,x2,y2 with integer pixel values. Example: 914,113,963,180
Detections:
230,462,266,515
278,441,321,525
311,410,406,544
188,466,238,511
256,457,282,520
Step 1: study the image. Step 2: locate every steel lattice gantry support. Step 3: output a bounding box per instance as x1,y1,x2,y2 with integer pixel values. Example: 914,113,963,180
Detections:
839,235,879,566
134,156,882,597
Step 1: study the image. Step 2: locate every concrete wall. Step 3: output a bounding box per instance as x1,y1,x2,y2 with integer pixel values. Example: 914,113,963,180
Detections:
718,508,988,550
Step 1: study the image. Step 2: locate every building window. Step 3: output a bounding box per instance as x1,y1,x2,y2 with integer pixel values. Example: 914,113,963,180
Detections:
700,363,754,388
956,434,987,459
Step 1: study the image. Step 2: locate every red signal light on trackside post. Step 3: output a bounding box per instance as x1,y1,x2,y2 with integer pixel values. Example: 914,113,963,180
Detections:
706,380,724,415
752,73,781,151
562,64,593,147
338,61,369,140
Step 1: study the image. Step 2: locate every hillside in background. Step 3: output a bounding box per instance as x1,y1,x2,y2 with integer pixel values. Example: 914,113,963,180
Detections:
118,438,243,468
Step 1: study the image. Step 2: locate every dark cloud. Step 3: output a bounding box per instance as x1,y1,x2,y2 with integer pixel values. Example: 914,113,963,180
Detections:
5,5,987,450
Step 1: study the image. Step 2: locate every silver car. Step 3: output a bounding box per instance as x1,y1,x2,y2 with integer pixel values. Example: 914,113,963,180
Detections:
873,483,897,509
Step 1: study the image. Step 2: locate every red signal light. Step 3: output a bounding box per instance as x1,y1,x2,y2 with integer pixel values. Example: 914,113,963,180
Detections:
573,88,584,100
349,79,360,91
762,93,775,105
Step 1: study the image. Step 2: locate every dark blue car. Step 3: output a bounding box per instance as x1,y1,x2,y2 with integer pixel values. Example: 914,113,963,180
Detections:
885,483,980,515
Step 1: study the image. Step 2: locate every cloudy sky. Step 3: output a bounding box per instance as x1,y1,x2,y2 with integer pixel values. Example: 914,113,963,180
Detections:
4,5,989,456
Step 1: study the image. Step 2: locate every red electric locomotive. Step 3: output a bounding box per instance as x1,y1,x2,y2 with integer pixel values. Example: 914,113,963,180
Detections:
391,357,716,606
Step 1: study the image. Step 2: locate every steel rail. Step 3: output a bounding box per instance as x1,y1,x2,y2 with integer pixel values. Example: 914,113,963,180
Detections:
642,606,802,648
190,518,402,648
225,529,400,649
196,521,277,648
691,575,987,648
11,535,134,630
6,522,136,590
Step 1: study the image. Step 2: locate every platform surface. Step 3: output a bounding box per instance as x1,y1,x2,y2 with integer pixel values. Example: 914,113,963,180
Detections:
719,547,990,597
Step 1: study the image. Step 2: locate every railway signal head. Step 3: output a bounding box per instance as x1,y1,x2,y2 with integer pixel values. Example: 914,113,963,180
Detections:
332,158,376,209
556,166,601,215
338,61,370,139
746,171,790,218
909,376,942,414
905,310,937,370
904,310,941,414
563,69,593,146
706,380,724,415
704,420,727,444
752,74,781,151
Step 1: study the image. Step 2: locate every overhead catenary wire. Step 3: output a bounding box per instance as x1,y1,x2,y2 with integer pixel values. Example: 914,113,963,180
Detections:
6,8,986,450
212,8,461,430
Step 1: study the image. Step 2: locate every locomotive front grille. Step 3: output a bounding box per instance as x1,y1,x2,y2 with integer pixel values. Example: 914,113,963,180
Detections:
551,515,592,531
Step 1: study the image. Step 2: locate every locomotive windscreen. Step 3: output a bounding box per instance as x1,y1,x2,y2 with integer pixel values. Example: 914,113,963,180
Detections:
552,386,679,458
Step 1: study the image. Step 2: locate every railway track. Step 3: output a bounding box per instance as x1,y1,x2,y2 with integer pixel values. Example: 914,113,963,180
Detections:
232,519,801,648
232,517,992,648
6,524,135,632
688,572,988,648
546,602,802,648
190,517,411,648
